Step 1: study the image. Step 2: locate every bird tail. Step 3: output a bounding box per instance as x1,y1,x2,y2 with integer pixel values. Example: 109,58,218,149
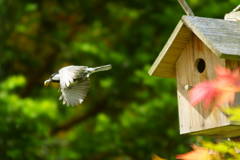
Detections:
89,64,112,73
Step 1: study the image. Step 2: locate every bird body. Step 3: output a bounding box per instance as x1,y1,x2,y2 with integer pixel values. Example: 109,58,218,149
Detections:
44,64,112,106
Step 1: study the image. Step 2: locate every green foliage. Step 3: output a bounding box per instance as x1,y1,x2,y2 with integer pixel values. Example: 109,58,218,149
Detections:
0,0,239,160
202,108,240,160
0,76,58,159
225,108,240,122
198,135,240,160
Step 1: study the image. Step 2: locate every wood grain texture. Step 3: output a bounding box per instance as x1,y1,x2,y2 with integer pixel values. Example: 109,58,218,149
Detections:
225,60,240,106
225,5,240,21
149,15,240,136
225,11,240,21
177,0,194,16
176,34,233,135
190,125,240,138
182,16,240,59
149,15,240,79
148,20,192,78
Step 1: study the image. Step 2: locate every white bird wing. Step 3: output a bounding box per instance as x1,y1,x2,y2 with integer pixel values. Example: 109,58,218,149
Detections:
60,80,90,106
59,66,87,88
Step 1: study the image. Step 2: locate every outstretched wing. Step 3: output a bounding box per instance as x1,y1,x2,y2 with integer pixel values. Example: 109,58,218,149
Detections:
60,80,90,106
59,66,87,88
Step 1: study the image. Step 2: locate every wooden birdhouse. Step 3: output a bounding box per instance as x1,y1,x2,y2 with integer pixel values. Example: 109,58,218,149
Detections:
149,15,240,137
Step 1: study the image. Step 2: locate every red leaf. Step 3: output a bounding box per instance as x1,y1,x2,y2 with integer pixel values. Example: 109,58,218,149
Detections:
176,145,211,160
189,67,240,108
189,81,219,107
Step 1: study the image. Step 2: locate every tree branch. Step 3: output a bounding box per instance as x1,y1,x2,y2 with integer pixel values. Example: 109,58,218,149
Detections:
177,0,194,16
51,102,107,136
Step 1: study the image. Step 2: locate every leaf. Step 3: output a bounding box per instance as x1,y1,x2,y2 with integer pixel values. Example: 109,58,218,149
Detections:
151,154,166,160
176,145,211,160
189,81,219,107
189,67,240,108
225,108,240,122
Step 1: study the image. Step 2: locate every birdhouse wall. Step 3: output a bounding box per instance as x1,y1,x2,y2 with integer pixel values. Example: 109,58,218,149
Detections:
176,34,240,137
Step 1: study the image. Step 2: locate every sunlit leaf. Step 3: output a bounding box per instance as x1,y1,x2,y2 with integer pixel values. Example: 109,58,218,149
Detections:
176,145,213,160
0,75,26,91
225,107,240,122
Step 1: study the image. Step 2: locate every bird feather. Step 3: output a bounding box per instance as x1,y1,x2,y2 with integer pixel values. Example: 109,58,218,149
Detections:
60,80,90,106
59,66,88,88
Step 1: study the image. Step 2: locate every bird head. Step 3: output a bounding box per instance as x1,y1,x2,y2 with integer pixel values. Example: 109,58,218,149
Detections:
44,79,52,87
44,73,59,87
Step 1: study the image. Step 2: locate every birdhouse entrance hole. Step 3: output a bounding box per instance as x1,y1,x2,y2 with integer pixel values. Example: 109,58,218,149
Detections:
195,58,205,73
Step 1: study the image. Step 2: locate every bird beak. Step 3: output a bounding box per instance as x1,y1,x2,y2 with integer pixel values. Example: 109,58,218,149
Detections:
44,79,52,87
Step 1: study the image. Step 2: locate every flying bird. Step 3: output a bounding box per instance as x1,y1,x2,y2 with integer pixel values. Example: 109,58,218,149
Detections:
44,64,112,106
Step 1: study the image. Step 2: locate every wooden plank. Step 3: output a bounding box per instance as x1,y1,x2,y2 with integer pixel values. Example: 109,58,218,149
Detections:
225,5,240,22
148,20,192,78
177,43,240,136
225,60,240,107
182,16,240,59
177,0,195,16
190,125,240,138
150,15,240,79
225,11,240,22
176,34,230,135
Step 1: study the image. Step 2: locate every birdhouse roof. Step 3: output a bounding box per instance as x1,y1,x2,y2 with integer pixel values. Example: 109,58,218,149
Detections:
149,15,240,78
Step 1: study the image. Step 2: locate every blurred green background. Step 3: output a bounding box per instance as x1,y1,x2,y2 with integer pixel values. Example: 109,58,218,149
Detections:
0,0,238,159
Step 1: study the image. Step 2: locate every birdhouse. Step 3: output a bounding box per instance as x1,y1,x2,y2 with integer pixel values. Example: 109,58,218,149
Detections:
149,15,240,137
